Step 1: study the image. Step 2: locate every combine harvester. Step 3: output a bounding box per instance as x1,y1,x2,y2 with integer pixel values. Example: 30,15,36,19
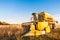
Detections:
21,11,58,37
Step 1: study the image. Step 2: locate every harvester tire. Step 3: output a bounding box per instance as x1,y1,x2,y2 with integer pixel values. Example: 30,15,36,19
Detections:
52,24,55,29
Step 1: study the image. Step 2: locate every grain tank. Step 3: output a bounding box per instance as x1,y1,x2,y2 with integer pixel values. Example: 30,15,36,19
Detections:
32,11,58,29
39,12,58,29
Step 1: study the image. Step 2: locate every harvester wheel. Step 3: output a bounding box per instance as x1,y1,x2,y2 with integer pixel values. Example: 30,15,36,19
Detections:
52,24,55,29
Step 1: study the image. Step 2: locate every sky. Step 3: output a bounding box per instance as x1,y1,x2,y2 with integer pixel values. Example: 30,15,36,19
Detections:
0,0,60,24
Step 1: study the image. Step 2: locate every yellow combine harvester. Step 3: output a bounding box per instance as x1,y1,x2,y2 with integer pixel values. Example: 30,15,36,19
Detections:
22,11,58,36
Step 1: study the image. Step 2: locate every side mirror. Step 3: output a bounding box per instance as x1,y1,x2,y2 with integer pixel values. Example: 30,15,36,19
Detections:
56,21,58,23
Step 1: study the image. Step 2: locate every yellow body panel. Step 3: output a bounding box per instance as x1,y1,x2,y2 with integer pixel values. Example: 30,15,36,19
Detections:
30,23,35,31
45,26,50,33
37,22,48,31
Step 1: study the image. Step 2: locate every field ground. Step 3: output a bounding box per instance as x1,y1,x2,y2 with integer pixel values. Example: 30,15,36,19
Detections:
0,24,60,40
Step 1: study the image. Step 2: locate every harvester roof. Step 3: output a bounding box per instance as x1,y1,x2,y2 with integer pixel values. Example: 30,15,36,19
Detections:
39,11,53,18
